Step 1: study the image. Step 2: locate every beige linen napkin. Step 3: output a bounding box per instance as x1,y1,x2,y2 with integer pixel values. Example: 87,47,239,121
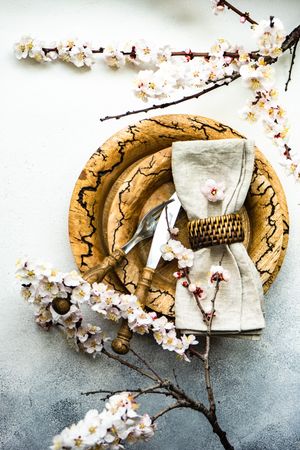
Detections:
172,139,265,334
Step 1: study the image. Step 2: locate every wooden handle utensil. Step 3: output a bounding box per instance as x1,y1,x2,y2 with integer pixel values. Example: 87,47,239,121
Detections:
111,267,155,354
83,249,125,284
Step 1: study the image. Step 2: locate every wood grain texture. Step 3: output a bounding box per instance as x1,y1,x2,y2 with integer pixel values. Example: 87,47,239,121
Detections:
69,114,289,316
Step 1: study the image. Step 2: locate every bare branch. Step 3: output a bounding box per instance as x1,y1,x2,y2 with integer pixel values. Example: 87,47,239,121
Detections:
221,0,258,25
152,402,188,422
129,347,164,382
102,348,158,382
99,75,240,122
285,39,299,91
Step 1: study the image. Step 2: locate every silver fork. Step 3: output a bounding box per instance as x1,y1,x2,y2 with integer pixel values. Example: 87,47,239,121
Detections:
79,198,173,284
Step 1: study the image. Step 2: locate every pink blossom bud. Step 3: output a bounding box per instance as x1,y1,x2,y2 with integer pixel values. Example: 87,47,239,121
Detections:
182,281,188,288
170,227,179,236
173,271,183,279
217,4,224,10
240,15,246,23
224,56,232,64
188,283,197,293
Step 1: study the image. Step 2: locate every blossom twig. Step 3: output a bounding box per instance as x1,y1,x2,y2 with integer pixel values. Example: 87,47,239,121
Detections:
99,74,239,121
152,402,188,422
102,345,234,448
102,348,159,382
220,0,257,25
285,38,299,91
80,384,167,399
99,23,299,128
129,347,164,382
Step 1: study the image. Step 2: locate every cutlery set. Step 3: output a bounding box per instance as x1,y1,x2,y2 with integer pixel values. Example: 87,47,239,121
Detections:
83,192,182,354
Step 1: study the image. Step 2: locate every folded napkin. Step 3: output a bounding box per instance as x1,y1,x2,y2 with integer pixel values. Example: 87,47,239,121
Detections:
172,139,265,335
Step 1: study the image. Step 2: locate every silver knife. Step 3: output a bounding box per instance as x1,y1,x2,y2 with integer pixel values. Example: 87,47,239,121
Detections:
112,192,181,354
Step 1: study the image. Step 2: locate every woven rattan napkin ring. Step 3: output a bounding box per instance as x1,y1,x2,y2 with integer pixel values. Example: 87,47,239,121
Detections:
188,213,244,250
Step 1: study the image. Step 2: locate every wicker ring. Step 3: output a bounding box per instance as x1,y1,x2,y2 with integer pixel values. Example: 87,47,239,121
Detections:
188,213,244,250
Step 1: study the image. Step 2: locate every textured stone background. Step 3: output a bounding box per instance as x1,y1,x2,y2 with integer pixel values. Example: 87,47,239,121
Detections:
1,0,300,449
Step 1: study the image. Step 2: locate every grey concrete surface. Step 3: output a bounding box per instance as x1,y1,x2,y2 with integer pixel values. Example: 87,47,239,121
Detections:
1,0,300,449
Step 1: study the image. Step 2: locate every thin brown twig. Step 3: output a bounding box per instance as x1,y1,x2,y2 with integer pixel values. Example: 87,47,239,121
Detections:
129,347,164,382
189,347,205,362
285,38,299,91
99,74,240,122
80,385,169,399
183,267,210,327
102,348,158,382
133,383,163,398
152,401,188,422
221,0,258,25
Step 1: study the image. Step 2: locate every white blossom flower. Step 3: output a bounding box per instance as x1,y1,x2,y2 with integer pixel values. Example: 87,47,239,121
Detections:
103,43,125,68
63,270,84,287
35,307,52,329
134,69,170,101
83,334,104,356
20,284,36,303
209,38,230,58
38,280,60,298
209,265,230,283
177,248,194,269
253,17,285,58
29,42,49,62
16,259,45,285
152,316,175,344
240,61,274,91
126,39,157,66
128,310,156,334
60,305,82,329
174,334,198,361
185,59,210,88
161,329,179,352
71,282,91,304
201,178,225,202
155,45,173,66
76,324,101,343
160,238,184,261
57,39,76,62
14,35,34,59
127,414,155,442
48,268,64,283
69,43,94,67
240,104,259,122
280,156,300,179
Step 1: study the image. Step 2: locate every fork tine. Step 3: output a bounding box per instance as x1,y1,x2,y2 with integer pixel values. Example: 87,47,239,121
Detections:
147,198,174,219
151,209,165,221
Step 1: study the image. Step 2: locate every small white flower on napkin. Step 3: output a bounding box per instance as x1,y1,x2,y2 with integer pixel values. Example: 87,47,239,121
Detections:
201,178,225,202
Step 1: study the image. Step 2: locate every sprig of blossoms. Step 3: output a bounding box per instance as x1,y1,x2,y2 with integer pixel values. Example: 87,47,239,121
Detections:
16,258,198,361
160,239,194,269
238,18,299,179
253,17,285,58
51,392,155,450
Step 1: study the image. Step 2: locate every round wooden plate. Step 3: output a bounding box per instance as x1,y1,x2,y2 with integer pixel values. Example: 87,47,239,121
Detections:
69,114,289,316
